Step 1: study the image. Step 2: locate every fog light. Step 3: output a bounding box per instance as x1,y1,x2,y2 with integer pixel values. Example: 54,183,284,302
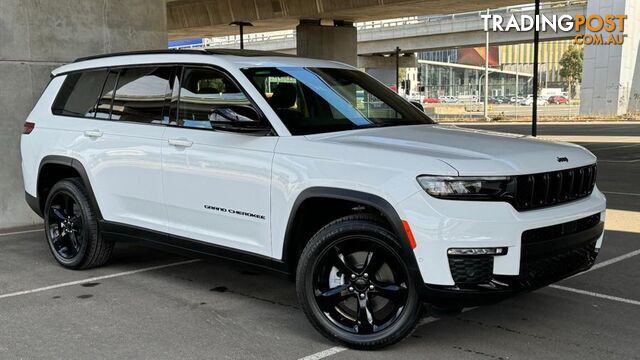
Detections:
447,247,508,256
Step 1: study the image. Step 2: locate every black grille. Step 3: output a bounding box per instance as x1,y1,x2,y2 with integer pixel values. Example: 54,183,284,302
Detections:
518,213,602,287
519,240,597,287
448,256,493,285
522,213,601,245
513,164,597,211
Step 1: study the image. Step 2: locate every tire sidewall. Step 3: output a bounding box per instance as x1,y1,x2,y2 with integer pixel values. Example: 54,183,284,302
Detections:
44,180,95,268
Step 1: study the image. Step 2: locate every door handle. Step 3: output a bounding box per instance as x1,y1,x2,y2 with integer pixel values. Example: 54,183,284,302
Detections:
84,129,103,138
168,138,193,148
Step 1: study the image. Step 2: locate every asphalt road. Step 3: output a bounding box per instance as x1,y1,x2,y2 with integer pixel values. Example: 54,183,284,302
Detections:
0,122,638,359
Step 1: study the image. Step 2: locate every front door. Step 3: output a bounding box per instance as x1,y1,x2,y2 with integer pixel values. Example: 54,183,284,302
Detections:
161,66,276,256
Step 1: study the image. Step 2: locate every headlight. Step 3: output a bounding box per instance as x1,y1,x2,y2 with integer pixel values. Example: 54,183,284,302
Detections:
417,175,513,200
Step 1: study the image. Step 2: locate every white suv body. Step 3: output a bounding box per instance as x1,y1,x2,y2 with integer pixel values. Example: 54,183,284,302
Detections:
21,50,605,349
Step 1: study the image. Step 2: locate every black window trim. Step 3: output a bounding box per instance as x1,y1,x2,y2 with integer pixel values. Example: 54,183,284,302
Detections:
93,68,119,120
50,62,278,136
50,64,174,128
104,64,175,126
170,64,275,136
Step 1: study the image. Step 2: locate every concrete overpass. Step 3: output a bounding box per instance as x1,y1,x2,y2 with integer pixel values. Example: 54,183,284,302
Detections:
189,1,586,54
167,0,531,40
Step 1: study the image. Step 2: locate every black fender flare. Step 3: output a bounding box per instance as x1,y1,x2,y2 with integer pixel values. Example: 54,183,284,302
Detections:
37,155,103,219
282,187,424,284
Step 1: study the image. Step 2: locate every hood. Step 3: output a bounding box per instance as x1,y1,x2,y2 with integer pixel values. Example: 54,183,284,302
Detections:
306,124,596,175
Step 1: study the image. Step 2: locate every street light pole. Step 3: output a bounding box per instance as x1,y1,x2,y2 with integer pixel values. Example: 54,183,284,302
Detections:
229,21,253,49
531,0,540,136
395,47,401,94
515,44,519,122
484,8,490,121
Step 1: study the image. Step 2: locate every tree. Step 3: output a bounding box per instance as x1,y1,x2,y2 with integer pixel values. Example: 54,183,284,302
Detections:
559,45,583,99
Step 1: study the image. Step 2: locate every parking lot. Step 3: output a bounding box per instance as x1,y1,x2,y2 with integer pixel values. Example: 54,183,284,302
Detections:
1,122,638,360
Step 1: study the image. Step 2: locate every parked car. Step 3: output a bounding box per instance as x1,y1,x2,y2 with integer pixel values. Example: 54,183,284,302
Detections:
21,49,605,350
423,97,441,104
456,95,478,103
520,97,548,106
549,95,569,104
509,96,526,104
438,95,458,103
488,96,506,104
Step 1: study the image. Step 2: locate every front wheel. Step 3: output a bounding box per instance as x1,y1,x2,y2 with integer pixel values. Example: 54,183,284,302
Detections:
296,214,422,349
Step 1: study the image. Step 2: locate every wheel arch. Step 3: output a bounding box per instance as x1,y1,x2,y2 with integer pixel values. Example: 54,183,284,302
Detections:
37,155,102,219
282,187,423,283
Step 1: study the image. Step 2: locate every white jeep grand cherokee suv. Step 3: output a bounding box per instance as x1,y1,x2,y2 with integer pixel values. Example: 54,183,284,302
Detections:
21,49,606,349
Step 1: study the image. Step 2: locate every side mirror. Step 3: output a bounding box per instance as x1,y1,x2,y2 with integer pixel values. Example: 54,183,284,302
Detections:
410,100,425,113
209,106,272,133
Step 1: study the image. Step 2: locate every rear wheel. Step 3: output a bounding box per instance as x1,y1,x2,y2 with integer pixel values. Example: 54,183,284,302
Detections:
44,178,113,269
297,214,422,349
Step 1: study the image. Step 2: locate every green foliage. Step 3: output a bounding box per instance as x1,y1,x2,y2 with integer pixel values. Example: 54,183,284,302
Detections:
559,46,583,81
559,46,583,98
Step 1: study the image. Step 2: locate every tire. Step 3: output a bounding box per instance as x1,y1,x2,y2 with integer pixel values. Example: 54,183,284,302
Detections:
296,214,422,350
43,178,113,269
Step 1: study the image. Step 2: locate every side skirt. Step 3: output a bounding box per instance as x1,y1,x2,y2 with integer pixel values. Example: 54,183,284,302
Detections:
99,220,291,278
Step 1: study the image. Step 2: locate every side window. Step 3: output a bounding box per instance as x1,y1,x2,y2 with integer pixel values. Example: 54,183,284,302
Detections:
94,70,118,119
111,66,172,124
245,68,352,134
177,67,262,131
52,69,108,117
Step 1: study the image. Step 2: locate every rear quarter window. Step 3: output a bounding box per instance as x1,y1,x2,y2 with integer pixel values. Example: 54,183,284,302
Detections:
52,69,108,117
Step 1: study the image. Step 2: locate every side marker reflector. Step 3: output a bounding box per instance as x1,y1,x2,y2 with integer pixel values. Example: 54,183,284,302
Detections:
402,220,417,249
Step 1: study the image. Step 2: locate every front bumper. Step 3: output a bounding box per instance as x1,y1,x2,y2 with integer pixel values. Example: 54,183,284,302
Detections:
396,186,606,306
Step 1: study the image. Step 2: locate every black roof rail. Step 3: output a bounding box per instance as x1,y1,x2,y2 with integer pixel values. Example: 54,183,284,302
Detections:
73,49,207,63
73,48,297,63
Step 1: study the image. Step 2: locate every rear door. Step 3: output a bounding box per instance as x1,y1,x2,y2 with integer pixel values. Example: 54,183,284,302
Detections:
51,65,174,232
161,66,276,256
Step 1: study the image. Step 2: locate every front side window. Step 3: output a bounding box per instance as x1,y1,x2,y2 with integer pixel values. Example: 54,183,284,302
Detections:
242,67,434,135
110,66,172,124
176,67,262,131
52,69,108,117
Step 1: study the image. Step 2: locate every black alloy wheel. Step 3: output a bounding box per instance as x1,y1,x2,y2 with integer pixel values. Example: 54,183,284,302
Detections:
297,214,422,349
313,236,409,335
47,191,84,260
44,178,114,269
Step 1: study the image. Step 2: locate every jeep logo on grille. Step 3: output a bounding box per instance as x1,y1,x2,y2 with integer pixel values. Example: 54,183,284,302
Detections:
557,157,569,163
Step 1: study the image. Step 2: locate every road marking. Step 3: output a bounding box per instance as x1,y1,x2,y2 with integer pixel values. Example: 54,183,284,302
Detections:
602,191,640,197
604,209,640,233
539,135,640,144
453,121,640,126
578,248,640,276
591,143,640,151
0,259,200,300
549,285,640,306
298,308,476,360
598,159,640,163
0,228,43,237
298,347,346,360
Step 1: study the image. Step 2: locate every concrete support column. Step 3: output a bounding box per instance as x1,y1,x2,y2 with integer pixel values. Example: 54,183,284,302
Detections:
296,19,357,66
580,0,640,115
0,0,167,229
358,54,418,88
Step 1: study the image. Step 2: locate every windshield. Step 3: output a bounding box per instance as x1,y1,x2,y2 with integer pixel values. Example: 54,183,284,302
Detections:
242,67,434,135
